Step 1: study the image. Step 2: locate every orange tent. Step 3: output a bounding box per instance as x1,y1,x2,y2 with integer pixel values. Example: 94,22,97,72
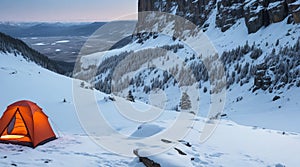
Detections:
0,100,56,148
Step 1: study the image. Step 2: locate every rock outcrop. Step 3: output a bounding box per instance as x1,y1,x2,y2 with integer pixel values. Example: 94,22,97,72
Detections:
254,63,272,91
138,0,300,34
138,0,216,27
268,1,288,23
216,0,244,32
289,0,300,23
244,1,269,33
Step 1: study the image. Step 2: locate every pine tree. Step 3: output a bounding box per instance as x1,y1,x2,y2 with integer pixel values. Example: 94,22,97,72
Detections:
180,92,191,110
127,90,135,102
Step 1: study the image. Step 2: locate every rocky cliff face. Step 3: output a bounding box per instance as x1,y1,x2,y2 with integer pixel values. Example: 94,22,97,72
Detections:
138,0,300,33
138,0,216,26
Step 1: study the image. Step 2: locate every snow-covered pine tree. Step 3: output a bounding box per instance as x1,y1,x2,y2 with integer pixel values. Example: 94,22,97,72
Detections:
127,90,135,102
180,92,191,110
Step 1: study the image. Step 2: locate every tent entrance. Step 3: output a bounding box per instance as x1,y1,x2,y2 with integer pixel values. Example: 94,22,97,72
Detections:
0,110,30,141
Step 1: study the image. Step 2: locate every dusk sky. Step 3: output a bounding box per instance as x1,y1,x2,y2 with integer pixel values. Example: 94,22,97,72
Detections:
0,0,138,22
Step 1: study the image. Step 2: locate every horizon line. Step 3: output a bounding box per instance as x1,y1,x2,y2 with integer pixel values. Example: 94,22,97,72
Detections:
0,19,138,24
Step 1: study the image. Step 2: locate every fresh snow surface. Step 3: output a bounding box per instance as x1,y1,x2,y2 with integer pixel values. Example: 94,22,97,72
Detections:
1,49,300,166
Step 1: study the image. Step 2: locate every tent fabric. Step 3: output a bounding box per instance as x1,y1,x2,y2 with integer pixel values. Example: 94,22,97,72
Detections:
0,100,56,148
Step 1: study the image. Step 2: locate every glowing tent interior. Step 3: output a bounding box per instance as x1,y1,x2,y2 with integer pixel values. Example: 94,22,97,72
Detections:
0,100,56,148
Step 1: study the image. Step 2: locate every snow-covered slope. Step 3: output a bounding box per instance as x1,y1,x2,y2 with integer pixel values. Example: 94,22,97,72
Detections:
73,14,300,135
205,8,300,55
1,40,300,166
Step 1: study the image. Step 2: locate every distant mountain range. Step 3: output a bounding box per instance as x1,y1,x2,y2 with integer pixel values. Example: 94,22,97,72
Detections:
0,22,106,37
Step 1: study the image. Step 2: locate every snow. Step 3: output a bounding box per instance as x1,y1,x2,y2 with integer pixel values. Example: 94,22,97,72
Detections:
268,1,282,10
1,9,300,165
74,13,300,136
204,10,300,54
1,47,300,166
55,40,70,44
130,124,164,138
290,0,300,6
33,42,47,46
248,16,258,22
224,82,300,133
51,40,71,46
0,53,82,134
170,5,178,15
135,117,300,166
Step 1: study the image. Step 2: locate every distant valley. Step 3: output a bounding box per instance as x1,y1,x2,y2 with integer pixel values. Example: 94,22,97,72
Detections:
0,22,105,63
